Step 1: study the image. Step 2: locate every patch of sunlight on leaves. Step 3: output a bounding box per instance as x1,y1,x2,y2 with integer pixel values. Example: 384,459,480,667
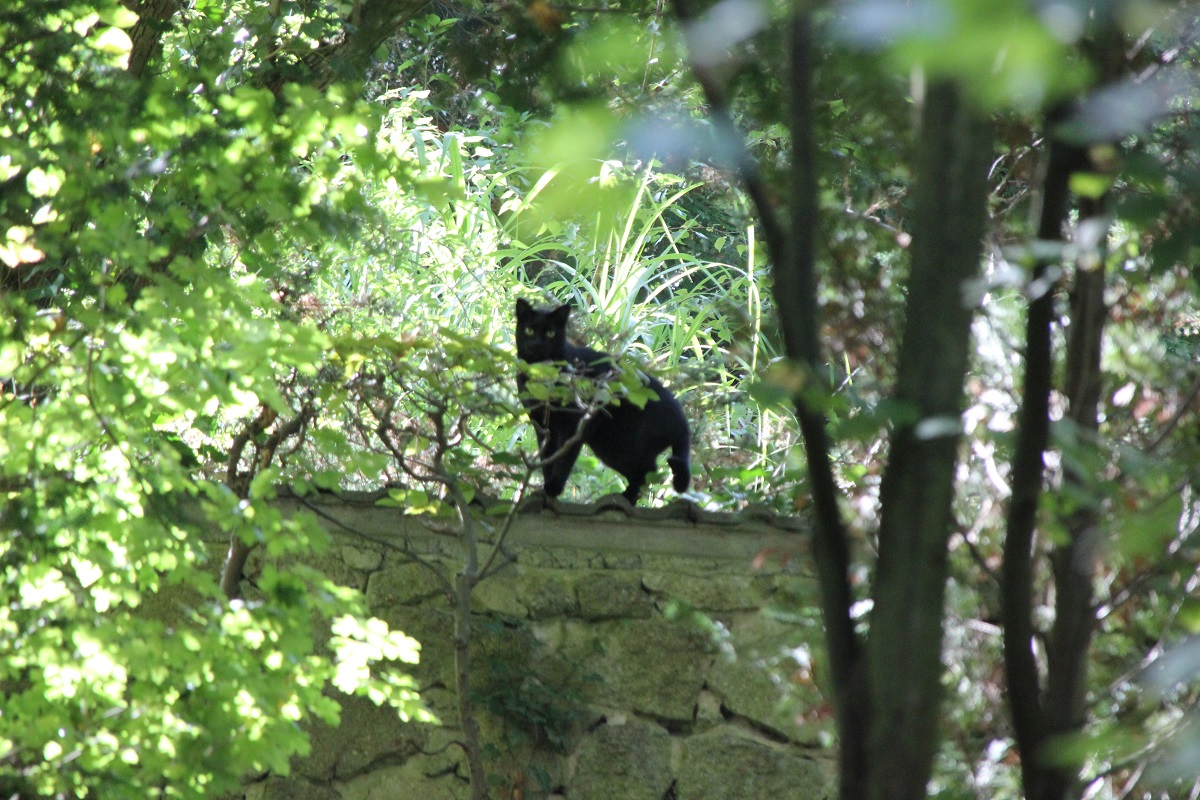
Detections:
72,631,129,697
380,487,444,515
236,689,263,724
334,618,414,667
1069,171,1113,199
74,559,103,589
44,662,85,699
1,225,44,267
227,384,262,418
156,733,177,758
561,17,668,89
25,167,63,198
517,105,636,236
90,26,132,67
330,616,434,721
91,586,124,613
98,4,139,27
71,12,101,35
20,569,71,606
280,700,303,722
0,155,20,181
221,606,266,648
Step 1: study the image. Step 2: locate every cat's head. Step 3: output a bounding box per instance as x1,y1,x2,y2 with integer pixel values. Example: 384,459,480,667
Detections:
515,299,571,362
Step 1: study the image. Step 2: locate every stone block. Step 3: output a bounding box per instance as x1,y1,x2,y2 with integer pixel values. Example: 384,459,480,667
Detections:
341,545,384,571
567,719,673,800
576,573,652,620
336,761,469,800
677,730,831,800
706,613,827,745
517,571,580,619
366,562,447,612
244,776,339,800
374,602,457,691
294,691,432,781
471,577,528,618
561,618,711,722
643,571,771,612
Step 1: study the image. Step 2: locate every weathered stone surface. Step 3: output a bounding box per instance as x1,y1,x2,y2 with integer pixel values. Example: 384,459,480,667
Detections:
294,692,431,781
677,730,831,800
561,619,711,722
271,547,366,593
341,544,384,571
374,602,458,692
707,613,826,744
707,652,798,742
597,552,646,571
366,562,447,611
567,719,673,800
336,761,469,800
695,689,723,723
575,573,652,620
642,571,771,612
471,575,528,617
517,571,580,619
244,776,339,800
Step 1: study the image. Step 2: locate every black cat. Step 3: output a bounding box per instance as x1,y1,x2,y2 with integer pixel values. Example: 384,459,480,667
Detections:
515,299,691,505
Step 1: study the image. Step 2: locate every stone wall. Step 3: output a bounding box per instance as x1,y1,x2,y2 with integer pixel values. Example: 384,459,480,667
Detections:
238,494,833,800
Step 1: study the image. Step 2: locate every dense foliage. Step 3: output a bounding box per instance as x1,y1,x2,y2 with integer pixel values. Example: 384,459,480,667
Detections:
2,0,1200,798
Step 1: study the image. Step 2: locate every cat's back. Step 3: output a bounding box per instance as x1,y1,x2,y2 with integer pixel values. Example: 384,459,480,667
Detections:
563,342,617,376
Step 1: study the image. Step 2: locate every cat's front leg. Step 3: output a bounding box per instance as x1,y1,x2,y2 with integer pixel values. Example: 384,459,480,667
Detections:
541,431,582,498
620,472,646,505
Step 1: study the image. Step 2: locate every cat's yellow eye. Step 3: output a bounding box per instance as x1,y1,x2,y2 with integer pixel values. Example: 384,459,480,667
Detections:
546,330,556,338
523,327,535,335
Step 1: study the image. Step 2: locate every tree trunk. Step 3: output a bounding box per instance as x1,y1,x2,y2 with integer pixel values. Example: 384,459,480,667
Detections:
122,0,183,78
867,80,992,800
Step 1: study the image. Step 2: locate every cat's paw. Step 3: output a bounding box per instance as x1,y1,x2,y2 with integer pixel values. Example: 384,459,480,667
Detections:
517,489,561,513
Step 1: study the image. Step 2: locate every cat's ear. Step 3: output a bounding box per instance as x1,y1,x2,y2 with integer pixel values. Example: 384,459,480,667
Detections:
515,298,533,319
550,303,572,325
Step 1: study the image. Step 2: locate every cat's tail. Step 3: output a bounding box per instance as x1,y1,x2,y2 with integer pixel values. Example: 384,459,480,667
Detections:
666,428,691,494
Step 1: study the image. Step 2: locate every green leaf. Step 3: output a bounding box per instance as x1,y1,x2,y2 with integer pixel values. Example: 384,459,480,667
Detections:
1177,598,1200,635
1116,494,1182,559
746,378,792,412
92,26,133,56
98,5,140,27
1069,172,1113,199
